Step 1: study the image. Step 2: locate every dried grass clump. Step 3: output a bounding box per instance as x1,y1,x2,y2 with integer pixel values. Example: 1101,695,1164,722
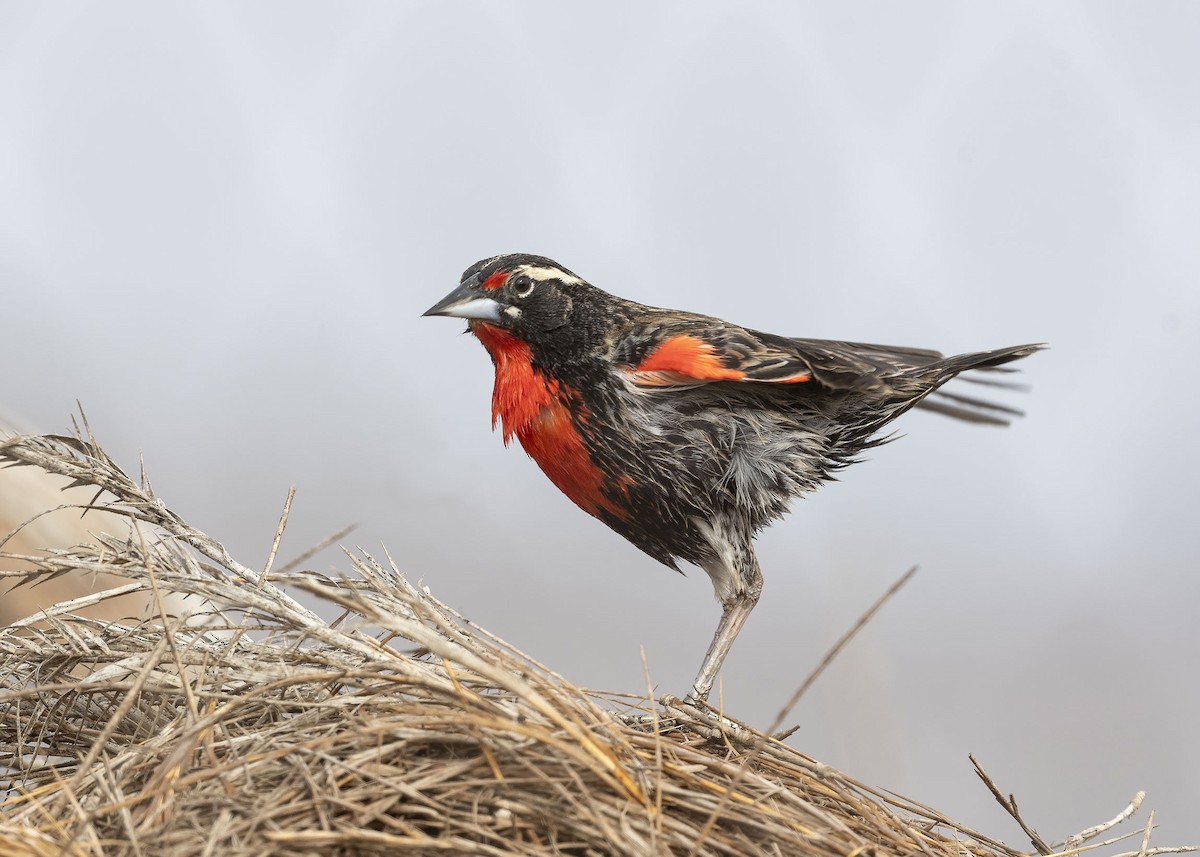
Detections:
0,426,1192,856
0,419,192,626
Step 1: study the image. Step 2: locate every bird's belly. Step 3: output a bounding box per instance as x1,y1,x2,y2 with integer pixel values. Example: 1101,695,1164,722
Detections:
619,388,834,520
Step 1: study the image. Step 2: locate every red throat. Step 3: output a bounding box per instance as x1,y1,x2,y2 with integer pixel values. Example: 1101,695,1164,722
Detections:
470,323,627,520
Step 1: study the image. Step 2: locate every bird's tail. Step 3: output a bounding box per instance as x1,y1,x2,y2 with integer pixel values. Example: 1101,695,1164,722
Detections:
909,343,1045,425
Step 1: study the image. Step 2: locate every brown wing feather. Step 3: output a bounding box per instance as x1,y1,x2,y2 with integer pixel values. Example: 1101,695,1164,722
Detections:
614,312,1042,425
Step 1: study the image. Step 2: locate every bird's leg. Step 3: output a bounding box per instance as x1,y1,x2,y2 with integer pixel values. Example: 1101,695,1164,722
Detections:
687,593,759,703
687,541,764,704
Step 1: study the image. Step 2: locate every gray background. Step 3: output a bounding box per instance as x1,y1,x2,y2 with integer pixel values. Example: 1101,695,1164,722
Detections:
3,1,1197,845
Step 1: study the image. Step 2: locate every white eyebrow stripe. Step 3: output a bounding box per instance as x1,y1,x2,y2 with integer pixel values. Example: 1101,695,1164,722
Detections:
516,265,583,286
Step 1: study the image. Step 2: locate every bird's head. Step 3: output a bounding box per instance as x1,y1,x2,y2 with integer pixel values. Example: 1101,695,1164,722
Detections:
423,254,609,356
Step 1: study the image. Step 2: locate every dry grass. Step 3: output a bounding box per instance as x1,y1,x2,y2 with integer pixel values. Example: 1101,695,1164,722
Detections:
0,418,192,627
0,424,1192,856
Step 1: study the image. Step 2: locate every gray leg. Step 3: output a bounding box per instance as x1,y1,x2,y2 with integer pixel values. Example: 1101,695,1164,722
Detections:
688,590,760,702
687,518,764,703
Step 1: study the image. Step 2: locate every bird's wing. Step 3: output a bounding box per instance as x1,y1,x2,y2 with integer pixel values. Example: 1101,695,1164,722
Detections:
616,316,942,391
615,315,1040,424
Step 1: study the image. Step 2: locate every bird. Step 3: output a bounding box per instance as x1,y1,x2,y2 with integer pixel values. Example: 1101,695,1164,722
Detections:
423,253,1041,702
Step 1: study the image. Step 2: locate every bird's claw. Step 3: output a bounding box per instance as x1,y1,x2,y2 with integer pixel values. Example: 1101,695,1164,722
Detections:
661,694,745,737
616,693,743,737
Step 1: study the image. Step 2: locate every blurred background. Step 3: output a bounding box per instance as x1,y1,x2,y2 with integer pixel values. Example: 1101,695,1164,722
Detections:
2,1,1196,845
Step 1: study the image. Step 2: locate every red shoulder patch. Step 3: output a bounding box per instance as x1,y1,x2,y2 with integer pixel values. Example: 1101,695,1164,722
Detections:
626,333,812,387
634,335,746,382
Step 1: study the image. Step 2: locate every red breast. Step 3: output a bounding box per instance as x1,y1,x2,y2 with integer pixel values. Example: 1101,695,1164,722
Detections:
471,323,626,521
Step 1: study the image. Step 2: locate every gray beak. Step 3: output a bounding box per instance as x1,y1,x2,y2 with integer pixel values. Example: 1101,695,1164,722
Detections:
422,274,503,322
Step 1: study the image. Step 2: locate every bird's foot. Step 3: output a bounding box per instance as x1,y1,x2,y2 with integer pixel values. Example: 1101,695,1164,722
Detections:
617,695,743,737
659,694,745,738
618,710,683,732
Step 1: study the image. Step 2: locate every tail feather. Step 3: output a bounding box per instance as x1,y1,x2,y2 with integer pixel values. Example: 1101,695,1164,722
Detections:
918,390,1026,425
912,343,1045,426
955,373,1030,389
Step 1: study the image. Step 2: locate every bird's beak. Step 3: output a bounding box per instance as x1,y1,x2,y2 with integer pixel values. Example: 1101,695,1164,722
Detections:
422,274,503,322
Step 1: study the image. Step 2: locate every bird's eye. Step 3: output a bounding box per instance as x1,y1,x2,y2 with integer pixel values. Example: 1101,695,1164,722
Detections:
512,275,535,299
